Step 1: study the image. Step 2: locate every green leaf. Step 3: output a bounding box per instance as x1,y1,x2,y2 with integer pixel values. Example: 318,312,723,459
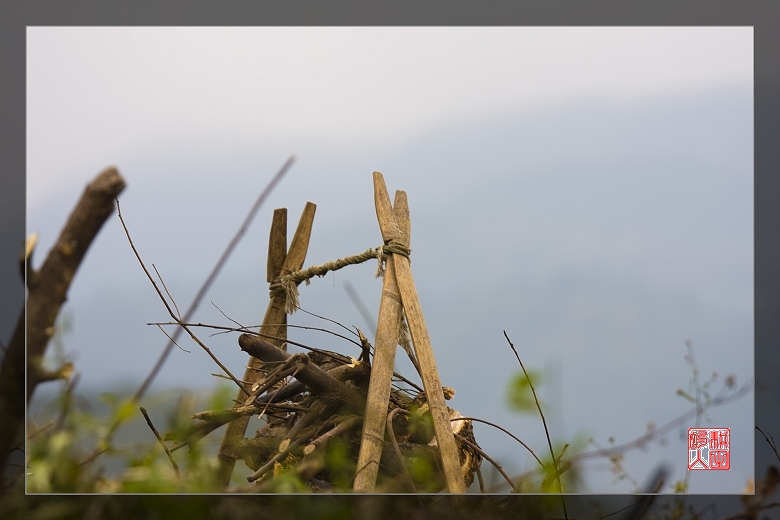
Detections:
507,369,543,412
112,398,137,423
207,383,234,412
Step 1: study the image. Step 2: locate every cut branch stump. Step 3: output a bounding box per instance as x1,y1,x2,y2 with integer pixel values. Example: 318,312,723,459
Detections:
0,167,125,472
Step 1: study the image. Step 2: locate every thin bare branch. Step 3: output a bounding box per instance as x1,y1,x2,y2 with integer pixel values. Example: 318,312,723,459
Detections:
173,319,420,393
117,200,248,397
27,420,54,441
343,279,377,336
133,156,294,402
504,330,567,518
304,414,362,455
210,373,252,385
503,379,752,490
683,339,703,491
455,432,516,492
168,420,225,453
581,382,751,464
154,320,366,350
249,362,302,404
590,438,640,492
78,446,110,468
392,373,425,394
245,322,362,348
54,373,80,432
685,340,704,424
210,300,245,330
156,324,190,353
756,426,780,463
140,407,180,478
292,302,358,337
150,321,364,358
386,408,418,492
153,264,181,321
475,465,485,493
455,416,543,468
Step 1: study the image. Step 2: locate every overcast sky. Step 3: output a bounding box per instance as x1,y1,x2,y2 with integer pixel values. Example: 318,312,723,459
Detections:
26,27,753,493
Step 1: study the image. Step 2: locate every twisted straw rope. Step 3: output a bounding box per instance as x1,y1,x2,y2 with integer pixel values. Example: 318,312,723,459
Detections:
268,240,411,314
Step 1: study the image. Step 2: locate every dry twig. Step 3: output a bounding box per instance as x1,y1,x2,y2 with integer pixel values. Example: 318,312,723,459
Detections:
455,416,543,468
116,201,248,396
134,156,294,401
140,406,180,478
504,331,567,518
386,408,418,492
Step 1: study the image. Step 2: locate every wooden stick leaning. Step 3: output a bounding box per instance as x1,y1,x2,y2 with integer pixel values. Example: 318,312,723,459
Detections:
353,190,410,492
215,203,316,487
371,172,467,493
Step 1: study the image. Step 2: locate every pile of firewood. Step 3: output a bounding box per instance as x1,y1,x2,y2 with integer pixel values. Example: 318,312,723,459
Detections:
188,333,481,492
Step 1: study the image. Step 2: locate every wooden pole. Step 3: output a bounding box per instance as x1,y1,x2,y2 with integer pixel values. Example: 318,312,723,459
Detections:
353,190,410,492
215,202,316,487
371,172,467,493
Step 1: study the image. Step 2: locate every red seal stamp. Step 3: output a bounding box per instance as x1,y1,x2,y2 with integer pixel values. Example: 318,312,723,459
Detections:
688,428,730,470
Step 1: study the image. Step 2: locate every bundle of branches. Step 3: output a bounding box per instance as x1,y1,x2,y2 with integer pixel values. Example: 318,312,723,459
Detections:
180,333,481,492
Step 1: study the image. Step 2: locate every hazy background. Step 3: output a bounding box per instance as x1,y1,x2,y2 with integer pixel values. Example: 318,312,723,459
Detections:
26,27,753,493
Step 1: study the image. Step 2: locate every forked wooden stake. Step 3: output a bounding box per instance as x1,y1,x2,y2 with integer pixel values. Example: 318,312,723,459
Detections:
369,172,467,493
353,190,409,492
215,202,316,487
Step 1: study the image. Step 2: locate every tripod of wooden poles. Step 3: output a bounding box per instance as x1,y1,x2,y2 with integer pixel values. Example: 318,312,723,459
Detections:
215,172,467,493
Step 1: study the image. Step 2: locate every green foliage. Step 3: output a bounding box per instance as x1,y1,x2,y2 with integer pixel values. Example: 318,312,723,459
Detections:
24,382,237,494
506,368,543,412
206,383,234,412
27,431,85,493
406,456,438,491
324,438,355,489
406,407,435,444
267,471,309,493
262,453,309,493
510,435,587,494
18,336,751,502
